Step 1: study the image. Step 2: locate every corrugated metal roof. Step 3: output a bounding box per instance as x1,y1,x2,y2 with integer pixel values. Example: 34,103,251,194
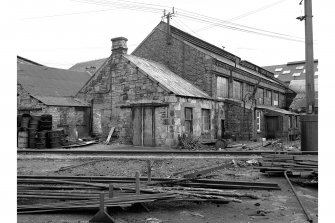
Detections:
34,96,90,107
256,105,297,115
124,55,211,99
263,60,318,83
69,58,108,74
18,63,91,97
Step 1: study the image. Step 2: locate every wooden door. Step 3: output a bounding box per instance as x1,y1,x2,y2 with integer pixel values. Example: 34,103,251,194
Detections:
132,107,155,146
143,107,154,146
266,116,278,139
132,107,142,146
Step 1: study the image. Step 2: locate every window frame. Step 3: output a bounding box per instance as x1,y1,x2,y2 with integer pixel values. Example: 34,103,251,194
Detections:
256,111,261,132
201,109,211,133
184,107,193,134
233,80,243,101
216,76,229,99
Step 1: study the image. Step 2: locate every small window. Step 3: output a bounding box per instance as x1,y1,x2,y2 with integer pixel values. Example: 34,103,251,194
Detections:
282,70,290,74
185,107,193,134
296,65,304,70
275,68,283,72
202,109,210,132
288,116,292,128
295,116,298,128
273,92,279,106
292,72,301,77
314,71,318,76
274,74,279,78
257,88,264,104
256,111,261,132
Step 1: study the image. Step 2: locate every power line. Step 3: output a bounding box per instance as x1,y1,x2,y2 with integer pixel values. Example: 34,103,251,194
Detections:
20,8,118,20
194,0,289,32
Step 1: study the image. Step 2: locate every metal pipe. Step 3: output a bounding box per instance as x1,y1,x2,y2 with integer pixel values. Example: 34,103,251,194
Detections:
284,171,313,222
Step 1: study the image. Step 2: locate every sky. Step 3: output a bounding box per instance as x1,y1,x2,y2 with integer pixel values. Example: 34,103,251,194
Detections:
17,0,321,69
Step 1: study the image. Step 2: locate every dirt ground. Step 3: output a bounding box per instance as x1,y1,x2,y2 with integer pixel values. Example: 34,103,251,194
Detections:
17,142,317,223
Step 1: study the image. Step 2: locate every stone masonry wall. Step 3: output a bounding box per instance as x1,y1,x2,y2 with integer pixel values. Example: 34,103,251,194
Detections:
133,24,214,97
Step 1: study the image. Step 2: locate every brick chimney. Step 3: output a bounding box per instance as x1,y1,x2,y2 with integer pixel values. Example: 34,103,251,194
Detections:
111,37,128,57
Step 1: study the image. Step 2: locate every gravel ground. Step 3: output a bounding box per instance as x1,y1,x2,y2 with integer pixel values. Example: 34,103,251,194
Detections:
17,141,317,223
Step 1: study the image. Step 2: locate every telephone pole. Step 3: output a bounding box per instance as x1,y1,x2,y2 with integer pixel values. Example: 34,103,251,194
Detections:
304,0,315,114
300,0,318,152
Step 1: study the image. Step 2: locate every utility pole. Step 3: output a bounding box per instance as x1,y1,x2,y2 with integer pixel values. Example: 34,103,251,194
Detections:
298,0,318,152
162,8,175,45
304,0,315,114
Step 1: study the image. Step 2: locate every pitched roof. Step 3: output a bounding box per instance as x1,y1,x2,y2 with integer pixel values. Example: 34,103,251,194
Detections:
263,60,318,83
34,96,90,107
146,22,291,90
256,105,297,115
124,55,211,99
68,58,108,74
17,56,44,66
17,63,91,97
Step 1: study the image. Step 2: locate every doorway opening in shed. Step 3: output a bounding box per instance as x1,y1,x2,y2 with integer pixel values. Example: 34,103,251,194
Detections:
132,106,155,146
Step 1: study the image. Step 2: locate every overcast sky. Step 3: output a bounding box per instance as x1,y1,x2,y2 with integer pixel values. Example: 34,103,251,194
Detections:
17,0,320,69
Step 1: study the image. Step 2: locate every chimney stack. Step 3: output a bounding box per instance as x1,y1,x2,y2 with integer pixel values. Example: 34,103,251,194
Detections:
111,37,128,56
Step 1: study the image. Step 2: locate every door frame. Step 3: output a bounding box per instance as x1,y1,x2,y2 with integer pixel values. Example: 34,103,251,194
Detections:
132,106,155,146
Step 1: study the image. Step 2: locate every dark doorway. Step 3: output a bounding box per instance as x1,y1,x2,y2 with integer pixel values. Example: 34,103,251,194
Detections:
266,116,279,139
221,119,225,138
132,107,155,146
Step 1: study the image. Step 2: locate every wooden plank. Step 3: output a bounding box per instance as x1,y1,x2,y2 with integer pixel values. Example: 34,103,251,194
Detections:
132,107,142,146
105,127,115,144
143,107,154,146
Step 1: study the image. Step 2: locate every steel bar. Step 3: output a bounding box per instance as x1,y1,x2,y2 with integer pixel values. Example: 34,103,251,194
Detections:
284,171,313,223
17,149,318,156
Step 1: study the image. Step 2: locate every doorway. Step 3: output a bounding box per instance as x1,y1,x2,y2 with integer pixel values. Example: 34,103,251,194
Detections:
132,107,155,146
265,116,279,139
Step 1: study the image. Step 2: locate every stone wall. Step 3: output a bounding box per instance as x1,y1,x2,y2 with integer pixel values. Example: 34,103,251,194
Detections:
133,25,214,97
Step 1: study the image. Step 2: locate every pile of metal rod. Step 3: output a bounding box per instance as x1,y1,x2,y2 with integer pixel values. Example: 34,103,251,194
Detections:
256,154,318,177
17,174,280,214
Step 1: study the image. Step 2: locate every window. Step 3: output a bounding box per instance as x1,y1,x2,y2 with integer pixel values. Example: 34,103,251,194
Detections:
266,90,272,98
202,109,210,132
274,74,279,78
292,72,301,77
246,84,254,93
282,70,290,74
273,92,279,106
233,80,242,100
288,116,292,128
256,111,261,132
185,107,193,133
257,88,264,104
295,116,298,128
275,68,283,72
314,71,318,76
296,65,304,70
216,76,228,98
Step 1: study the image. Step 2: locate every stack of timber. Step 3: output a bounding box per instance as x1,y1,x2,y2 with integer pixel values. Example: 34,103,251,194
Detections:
17,174,280,214
257,154,318,179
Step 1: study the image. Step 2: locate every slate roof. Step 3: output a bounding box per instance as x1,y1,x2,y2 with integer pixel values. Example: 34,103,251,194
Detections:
17,56,44,66
69,58,108,75
124,55,211,99
256,105,297,115
18,63,91,97
34,96,90,107
144,22,292,91
263,60,318,83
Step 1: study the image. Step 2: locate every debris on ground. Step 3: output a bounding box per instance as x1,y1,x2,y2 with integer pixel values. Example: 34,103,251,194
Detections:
177,134,203,150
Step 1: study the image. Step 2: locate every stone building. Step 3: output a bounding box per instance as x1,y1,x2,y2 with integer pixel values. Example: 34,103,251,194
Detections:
17,58,91,139
77,22,299,145
132,22,298,140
